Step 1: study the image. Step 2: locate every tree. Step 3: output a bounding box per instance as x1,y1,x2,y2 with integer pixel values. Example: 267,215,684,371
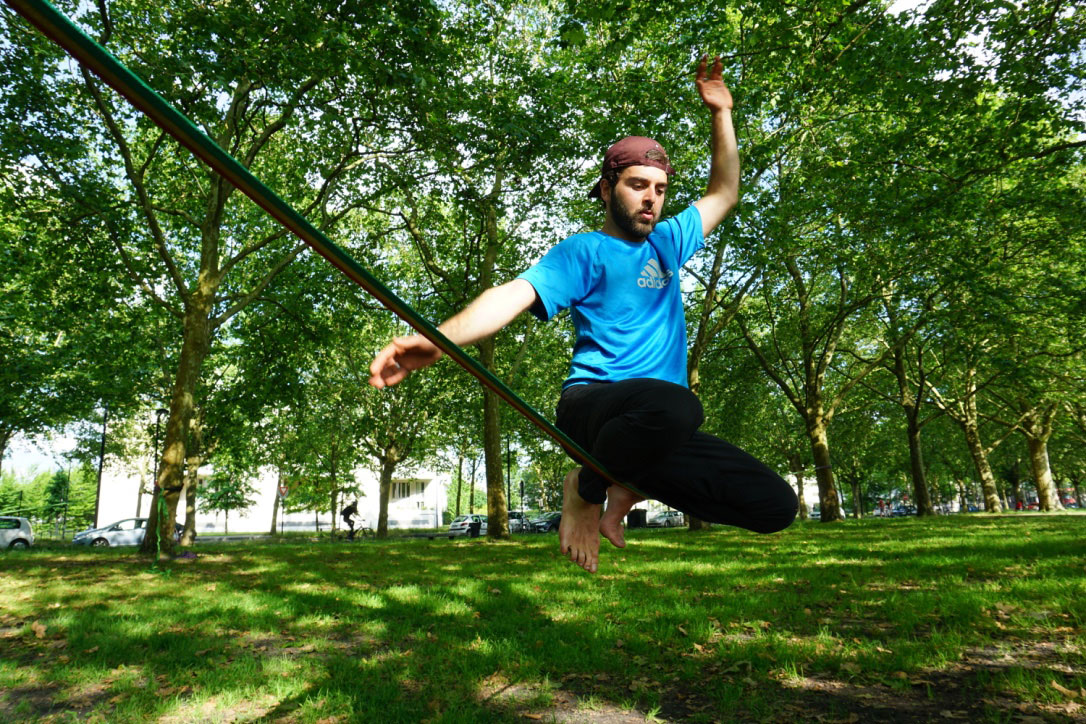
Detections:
5,0,452,553
200,467,257,536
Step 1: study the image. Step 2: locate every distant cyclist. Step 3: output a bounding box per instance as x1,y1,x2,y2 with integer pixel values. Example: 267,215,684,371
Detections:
341,500,359,540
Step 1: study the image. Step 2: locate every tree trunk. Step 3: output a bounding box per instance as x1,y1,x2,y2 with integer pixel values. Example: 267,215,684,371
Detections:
890,347,935,516
377,455,395,538
180,418,202,547
181,475,198,546
478,341,508,539
958,417,1002,512
1004,460,1023,508
135,457,148,519
142,295,214,554
0,426,12,481
469,457,477,514
329,445,339,533
1019,407,1062,512
269,470,280,535
455,453,463,516
477,191,509,539
805,417,843,522
849,478,862,518
788,453,808,521
904,414,934,516
1024,434,1061,511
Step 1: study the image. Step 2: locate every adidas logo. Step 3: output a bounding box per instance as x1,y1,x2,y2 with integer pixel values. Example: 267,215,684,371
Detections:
637,259,672,289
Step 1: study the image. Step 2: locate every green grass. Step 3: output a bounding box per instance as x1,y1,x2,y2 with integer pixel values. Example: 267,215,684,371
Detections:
2,515,1084,722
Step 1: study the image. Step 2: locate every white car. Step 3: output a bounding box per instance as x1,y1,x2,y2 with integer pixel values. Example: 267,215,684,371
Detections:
0,517,34,549
647,510,685,528
448,514,487,538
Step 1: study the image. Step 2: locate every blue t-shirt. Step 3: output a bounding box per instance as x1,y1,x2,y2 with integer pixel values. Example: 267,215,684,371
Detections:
518,205,704,389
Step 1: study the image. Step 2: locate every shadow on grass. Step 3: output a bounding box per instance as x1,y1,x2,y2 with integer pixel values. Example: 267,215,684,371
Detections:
1,515,1084,722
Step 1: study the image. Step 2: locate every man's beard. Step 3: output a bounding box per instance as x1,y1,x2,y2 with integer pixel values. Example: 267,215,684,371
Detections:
611,196,657,240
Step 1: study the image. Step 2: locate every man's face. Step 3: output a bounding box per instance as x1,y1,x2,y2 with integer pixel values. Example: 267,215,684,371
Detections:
603,165,669,240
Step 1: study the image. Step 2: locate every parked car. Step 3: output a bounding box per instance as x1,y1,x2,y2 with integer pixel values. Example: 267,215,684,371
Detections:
530,512,561,532
891,506,917,517
508,510,531,533
447,514,488,538
0,516,34,549
72,518,185,547
647,510,685,528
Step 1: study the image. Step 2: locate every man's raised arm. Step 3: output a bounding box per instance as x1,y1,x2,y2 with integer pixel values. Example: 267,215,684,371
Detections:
368,278,537,388
692,55,739,238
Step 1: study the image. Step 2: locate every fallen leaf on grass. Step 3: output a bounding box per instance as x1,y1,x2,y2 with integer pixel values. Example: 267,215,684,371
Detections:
614,639,624,649
523,715,543,721
84,646,99,654
1051,680,1079,698
840,662,861,674
31,621,46,639
489,588,501,595
677,625,687,636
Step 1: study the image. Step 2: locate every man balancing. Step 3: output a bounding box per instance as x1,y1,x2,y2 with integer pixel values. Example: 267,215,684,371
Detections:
369,56,798,573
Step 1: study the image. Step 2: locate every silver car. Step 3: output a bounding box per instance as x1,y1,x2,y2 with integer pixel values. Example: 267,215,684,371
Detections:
647,510,685,528
73,518,146,547
508,511,531,533
0,517,34,549
72,518,185,547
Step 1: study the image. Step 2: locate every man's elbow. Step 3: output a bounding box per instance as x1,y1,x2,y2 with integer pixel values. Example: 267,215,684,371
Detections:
696,193,738,234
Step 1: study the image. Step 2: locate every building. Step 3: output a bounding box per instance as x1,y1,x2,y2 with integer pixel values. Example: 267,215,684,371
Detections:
92,459,448,534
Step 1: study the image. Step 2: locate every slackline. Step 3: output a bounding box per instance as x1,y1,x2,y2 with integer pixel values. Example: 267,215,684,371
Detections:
9,0,641,498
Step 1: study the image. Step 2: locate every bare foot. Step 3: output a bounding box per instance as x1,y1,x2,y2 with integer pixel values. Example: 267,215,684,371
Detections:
599,484,645,549
559,468,601,574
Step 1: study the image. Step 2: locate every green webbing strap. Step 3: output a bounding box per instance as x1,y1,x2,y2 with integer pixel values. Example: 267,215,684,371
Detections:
8,0,638,498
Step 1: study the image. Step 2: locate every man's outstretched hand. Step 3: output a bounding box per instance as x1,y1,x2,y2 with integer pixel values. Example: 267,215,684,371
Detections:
695,54,733,112
368,335,442,388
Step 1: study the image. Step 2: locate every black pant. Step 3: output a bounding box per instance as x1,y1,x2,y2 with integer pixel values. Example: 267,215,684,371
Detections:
555,378,798,534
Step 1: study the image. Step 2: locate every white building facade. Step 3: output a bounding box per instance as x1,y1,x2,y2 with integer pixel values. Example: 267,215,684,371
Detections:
93,459,448,534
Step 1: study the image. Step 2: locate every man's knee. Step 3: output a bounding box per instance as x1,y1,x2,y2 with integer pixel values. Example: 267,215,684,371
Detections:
749,478,799,534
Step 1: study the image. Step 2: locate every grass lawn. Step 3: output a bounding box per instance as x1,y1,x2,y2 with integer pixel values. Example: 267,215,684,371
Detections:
2,514,1084,723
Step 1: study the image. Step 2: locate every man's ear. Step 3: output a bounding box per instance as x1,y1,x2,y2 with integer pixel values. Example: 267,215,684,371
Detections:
600,178,612,206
